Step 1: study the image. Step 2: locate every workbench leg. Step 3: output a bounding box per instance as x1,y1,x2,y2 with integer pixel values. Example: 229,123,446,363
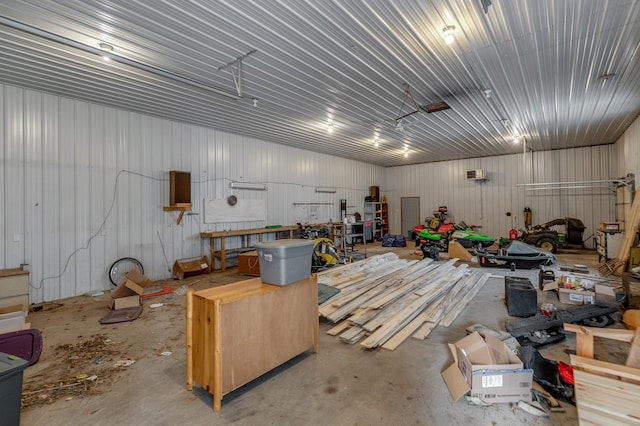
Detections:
209,238,216,272
220,238,226,272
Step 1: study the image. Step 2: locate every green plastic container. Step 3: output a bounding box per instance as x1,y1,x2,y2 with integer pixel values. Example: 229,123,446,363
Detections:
557,233,566,244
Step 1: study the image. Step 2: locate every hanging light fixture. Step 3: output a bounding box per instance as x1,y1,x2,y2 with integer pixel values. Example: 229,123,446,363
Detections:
443,26,456,44
99,42,113,61
327,122,334,134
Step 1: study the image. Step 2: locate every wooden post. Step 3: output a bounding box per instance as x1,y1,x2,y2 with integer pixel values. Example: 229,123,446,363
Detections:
186,289,194,390
213,299,223,412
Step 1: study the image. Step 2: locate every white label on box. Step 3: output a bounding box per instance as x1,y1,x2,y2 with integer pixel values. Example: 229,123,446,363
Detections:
263,253,273,262
583,295,595,304
481,374,503,388
569,293,584,302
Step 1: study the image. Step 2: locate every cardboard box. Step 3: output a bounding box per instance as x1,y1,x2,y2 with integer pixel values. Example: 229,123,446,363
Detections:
442,332,533,403
558,288,595,305
172,256,210,280
123,269,152,295
109,270,149,309
110,295,140,310
238,251,260,276
542,281,610,305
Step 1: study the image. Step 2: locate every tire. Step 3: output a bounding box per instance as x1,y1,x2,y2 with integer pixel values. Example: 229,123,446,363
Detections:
537,238,557,253
108,257,144,286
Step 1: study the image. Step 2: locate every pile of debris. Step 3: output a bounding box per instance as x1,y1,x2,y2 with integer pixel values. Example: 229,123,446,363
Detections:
318,253,491,350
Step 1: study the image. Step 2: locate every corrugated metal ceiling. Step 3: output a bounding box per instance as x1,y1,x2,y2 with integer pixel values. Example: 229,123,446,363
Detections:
0,0,638,167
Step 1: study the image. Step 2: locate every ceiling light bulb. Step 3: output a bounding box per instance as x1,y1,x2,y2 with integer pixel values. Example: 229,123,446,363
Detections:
404,152,409,158
443,26,456,45
374,141,379,147
327,123,334,134
252,98,258,107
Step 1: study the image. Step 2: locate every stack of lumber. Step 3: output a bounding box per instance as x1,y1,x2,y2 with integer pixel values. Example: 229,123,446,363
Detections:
318,254,491,351
600,189,640,276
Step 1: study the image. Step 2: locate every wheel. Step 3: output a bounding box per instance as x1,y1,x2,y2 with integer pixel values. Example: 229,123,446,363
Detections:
537,238,557,253
108,257,144,286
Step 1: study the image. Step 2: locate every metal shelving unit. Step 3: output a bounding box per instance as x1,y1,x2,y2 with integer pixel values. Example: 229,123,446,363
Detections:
364,202,389,241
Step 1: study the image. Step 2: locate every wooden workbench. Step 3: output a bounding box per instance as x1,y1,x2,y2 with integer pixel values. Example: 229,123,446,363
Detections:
200,225,298,271
186,275,319,411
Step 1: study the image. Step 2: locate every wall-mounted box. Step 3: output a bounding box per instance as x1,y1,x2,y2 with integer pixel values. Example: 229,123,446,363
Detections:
466,169,486,180
169,171,191,206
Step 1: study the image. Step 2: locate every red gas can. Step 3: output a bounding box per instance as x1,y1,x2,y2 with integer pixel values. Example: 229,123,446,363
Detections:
509,228,518,240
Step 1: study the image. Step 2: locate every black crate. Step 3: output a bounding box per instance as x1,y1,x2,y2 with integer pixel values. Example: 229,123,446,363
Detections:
505,276,537,317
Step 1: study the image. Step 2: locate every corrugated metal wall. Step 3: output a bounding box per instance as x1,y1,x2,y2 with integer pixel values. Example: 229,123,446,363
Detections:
385,144,618,248
1,84,385,303
2,83,635,304
614,115,640,180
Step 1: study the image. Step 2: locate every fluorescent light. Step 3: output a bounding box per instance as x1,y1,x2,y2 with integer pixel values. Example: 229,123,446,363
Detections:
229,182,267,190
316,187,337,193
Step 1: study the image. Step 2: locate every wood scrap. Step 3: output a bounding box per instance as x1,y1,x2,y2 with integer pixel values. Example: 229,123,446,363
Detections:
339,325,366,344
326,321,351,336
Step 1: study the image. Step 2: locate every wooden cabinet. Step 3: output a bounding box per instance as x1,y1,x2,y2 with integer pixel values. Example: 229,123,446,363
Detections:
0,269,29,313
186,275,319,411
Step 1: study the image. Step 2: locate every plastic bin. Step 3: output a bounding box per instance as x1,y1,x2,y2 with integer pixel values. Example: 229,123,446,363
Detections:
504,276,537,317
0,352,28,426
255,239,314,285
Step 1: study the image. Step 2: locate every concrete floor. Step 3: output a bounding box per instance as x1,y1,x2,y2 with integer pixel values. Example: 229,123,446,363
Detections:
18,244,607,426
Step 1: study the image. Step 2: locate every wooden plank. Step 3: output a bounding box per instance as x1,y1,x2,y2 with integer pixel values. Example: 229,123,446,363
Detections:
381,311,430,351
571,355,640,382
412,321,438,340
339,325,367,344
439,273,490,327
626,328,640,369
574,369,640,422
347,308,379,326
564,323,635,343
360,272,461,349
326,321,351,336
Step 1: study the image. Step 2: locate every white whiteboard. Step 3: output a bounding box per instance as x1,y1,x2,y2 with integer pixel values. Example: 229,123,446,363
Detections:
204,199,267,223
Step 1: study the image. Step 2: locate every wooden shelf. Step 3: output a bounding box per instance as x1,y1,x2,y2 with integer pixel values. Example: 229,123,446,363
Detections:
163,203,192,225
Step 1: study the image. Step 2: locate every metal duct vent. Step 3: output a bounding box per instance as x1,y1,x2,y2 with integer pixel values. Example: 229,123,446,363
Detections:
420,101,451,113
